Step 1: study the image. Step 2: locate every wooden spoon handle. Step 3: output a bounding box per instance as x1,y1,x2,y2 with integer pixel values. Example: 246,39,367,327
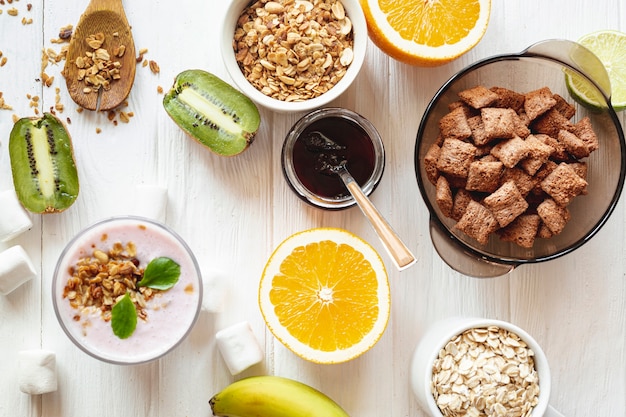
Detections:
341,171,416,270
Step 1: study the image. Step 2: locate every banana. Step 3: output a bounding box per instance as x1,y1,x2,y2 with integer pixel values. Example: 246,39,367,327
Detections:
209,375,350,417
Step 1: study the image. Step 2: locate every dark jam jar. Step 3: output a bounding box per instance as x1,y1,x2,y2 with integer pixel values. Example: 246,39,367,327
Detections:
282,108,385,210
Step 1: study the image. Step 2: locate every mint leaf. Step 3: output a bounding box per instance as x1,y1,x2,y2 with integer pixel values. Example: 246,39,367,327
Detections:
137,257,180,290
111,293,137,339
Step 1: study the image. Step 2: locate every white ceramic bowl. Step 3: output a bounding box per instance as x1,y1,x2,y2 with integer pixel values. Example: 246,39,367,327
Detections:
220,0,367,113
410,317,564,417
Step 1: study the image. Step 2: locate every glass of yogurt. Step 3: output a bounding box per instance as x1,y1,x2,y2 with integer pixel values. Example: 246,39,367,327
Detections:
52,216,203,365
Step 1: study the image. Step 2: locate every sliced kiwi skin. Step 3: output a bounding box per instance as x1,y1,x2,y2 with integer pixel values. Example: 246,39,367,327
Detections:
9,113,79,214
163,69,261,156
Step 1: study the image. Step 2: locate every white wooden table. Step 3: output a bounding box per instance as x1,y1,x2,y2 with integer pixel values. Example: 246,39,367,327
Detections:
1,1,624,416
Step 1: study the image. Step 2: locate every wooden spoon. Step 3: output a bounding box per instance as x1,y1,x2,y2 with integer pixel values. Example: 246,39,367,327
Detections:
63,0,136,111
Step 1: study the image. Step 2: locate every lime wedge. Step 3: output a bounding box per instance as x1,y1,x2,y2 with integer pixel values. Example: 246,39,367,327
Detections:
565,30,626,112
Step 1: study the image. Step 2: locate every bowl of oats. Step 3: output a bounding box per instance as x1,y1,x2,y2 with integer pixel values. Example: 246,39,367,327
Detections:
410,317,556,417
221,0,367,113
414,39,626,278
52,216,203,365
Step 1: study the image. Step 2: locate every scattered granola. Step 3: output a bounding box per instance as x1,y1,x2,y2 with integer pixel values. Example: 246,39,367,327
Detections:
233,0,354,102
431,326,540,417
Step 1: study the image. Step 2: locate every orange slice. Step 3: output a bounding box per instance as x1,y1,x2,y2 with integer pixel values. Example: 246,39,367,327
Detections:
360,0,492,66
259,228,390,364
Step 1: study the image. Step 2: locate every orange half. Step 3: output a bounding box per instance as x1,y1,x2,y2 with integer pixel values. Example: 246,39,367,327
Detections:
360,0,492,66
259,228,390,364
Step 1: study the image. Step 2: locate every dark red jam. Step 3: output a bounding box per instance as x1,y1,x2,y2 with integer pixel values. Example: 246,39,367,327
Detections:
292,116,376,199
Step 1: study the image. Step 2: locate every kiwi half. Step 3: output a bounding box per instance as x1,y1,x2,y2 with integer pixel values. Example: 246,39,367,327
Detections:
9,113,79,213
163,69,261,156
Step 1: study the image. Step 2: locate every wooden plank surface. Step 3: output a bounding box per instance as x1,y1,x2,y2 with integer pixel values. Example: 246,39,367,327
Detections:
0,0,624,416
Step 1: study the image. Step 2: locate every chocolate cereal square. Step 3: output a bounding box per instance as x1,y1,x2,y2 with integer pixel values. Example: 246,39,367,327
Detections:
424,143,441,185
439,106,472,140
537,198,571,235
490,86,526,114
466,160,504,193
498,214,541,248
455,200,500,245
519,134,555,176
451,188,474,221
467,115,491,146
481,107,517,140
557,129,590,159
436,138,477,178
436,176,454,218
501,167,537,197
524,87,557,120
571,116,599,153
531,108,573,137
540,162,588,206
459,85,500,109
490,136,530,168
553,93,576,119
483,180,529,228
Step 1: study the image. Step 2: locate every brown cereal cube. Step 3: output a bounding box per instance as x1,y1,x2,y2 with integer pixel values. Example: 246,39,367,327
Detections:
569,161,589,195
448,100,477,118
536,133,570,162
466,160,504,193
537,198,571,235
501,166,538,197
553,93,576,119
451,188,474,221
537,223,554,239
531,160,558,196
519,134,555,175
531,108,574,137
512,112,532,138
524,87,557,120
436,138,477,178
483,180,529,228
439,106,472,140
467,115,490,146
459,85,500,109
436,176,454,218
455,200,500,245
490,86,526,113
557,129,590,159
498,214,541,248
571,116,599,153
490,136,530,168
540,162,588,206
481,107,517,140
424,143,441,185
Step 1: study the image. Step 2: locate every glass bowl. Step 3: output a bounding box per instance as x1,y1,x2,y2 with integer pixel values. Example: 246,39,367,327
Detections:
414,40,626,278
282,107,385,210
52,216,203,365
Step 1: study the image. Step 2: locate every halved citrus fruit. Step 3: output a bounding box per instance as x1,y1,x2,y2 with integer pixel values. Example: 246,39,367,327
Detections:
565,30,626,112
360,0,492,66
259,227,390,364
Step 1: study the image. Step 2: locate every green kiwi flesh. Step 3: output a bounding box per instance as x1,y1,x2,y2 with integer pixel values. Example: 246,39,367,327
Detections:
9,113,79,213
163,69,261,156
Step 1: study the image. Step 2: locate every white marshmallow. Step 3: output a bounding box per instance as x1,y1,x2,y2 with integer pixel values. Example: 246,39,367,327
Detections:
201,269,228,313
132,184,168,223
0,245,37,295
18,350,58,395
0,189,33,242
216,321,264,375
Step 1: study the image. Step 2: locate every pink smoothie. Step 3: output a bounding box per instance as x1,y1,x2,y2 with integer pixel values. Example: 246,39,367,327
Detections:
53,216,202,364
